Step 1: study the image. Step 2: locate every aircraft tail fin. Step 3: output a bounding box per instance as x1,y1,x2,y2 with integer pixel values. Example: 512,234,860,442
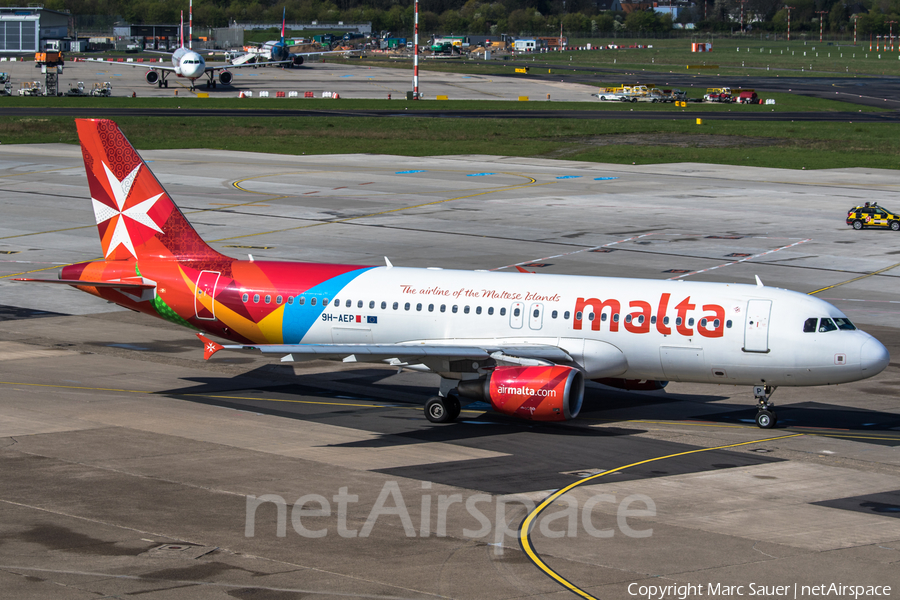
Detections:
281,7,286,43
76,118,224,263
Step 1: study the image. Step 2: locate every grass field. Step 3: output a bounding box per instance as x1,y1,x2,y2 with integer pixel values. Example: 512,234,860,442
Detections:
0,91,883,112
3,113,898,170
346,37,900,79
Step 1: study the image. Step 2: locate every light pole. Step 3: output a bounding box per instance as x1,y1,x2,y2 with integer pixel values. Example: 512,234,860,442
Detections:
889,21,897,52
816,10,827,43
740,0,747,34
784,6,794,42
413,0,419,99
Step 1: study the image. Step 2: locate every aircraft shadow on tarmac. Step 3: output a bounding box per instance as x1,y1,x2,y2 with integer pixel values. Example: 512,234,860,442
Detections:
162,367,900,446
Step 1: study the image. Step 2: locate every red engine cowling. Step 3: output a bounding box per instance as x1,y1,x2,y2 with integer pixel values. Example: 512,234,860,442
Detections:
145,70,159,85
457,365,584,421
594,378,668,391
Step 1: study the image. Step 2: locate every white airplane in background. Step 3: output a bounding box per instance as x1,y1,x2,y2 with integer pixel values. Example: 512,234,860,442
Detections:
16,119,891,430
97,1,343,91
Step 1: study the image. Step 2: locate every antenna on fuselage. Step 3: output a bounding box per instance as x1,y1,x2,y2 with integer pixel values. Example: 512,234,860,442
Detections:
755,275,764,287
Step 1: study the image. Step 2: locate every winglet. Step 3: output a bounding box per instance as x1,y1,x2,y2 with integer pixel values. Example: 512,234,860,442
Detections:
197,332,223,360
755,275,764,287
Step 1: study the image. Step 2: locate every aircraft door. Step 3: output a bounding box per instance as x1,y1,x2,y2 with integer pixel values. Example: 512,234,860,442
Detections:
194,270,221,320
528,303,544,330
510,302,524,329
743,299,772,353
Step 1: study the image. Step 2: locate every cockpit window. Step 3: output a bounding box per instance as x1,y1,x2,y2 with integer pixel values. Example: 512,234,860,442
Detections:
803,318,817,333
818,318,838,333
833,317,856,331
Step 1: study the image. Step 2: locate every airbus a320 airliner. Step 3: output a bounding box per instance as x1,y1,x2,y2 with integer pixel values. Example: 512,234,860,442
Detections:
16,120,890,429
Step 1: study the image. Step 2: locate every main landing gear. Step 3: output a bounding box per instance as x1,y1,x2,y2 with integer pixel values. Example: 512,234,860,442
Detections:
754,384,778,429
425,393,461,423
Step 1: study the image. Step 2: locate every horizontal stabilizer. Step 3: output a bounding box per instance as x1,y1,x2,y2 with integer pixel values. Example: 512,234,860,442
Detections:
197,333,224,360
13,278,156,289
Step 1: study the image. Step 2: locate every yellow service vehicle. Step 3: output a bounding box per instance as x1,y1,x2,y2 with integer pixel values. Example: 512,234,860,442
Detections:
847,204,900,230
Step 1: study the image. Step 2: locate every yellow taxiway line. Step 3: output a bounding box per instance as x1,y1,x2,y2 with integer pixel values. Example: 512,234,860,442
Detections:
518,433,804,599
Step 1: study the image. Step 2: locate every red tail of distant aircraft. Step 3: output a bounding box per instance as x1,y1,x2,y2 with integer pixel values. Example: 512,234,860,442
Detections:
16,119,890,428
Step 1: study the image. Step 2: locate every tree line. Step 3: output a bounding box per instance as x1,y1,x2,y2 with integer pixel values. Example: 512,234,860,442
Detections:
19,0,900,36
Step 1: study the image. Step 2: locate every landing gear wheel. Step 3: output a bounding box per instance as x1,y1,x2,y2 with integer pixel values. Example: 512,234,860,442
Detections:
852,220,863,230
756,409,777,429
425,396,456,423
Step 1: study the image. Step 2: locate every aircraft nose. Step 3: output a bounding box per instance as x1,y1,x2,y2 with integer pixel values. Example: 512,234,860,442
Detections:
860,337,890,375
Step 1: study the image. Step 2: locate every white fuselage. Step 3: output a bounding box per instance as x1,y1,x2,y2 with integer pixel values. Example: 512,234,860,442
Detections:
171,47,205,80
284,268,888,387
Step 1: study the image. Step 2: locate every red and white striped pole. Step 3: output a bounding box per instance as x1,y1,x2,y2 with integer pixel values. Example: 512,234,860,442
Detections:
189,0,193,49
413,0,419,99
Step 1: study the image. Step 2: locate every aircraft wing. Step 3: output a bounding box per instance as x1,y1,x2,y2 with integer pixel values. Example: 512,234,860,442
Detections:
13,278,156,289
203,60,291,73
198,333,572,364
87,59,178,72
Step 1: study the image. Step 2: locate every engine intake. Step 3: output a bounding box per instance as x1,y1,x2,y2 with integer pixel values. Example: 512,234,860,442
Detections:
292,55,304,66
457,365,584,421
145,70,159,85
218,70,233,85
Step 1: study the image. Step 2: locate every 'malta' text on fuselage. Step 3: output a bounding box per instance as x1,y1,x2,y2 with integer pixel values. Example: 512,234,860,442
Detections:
574,293,725,338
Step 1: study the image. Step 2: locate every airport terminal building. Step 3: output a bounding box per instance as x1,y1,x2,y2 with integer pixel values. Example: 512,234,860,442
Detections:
0,6,69,54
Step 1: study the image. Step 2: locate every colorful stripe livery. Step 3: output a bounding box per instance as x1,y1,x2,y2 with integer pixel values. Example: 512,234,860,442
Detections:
68,119,374,344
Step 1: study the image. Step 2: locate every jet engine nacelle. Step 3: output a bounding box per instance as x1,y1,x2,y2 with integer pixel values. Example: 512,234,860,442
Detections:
145,70,160,85
456,365,584,421
292,55,304,66
594,378,668,391
218,70,233,85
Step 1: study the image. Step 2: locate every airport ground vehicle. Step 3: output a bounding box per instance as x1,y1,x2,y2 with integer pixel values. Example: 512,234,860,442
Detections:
17,81,42,96
14,119,890,430
847,204,900,230
65,82,87,96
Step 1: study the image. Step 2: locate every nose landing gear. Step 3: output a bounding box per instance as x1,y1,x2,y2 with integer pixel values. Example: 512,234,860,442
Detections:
754,384,777,428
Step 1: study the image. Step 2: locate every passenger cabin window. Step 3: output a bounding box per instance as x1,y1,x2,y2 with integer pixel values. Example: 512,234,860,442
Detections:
551,310,557,319
452,305,458,314
276,295,283,304
381,301,387,309
803,318,818,333
392,302,399,310
513,307,521,317
369,301,375,309
323,298,329,306
287,296,293,305
310,297,317,306
265,295,271,304
417,303,422,311
564,311,570,320
819,318,838,333
488,307,494,315
405,303,410,311
464,306,470,314
242,293,249,302
299,296,305,305
253,294,260,303
346,300,352,308
500,308,506,316
440,304,446,313
476,306,482,315
358,300,363,308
